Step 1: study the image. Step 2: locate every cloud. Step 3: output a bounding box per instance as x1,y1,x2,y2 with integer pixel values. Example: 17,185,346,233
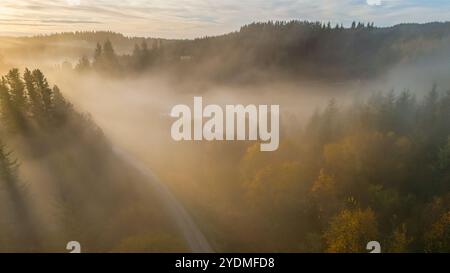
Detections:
65,0,81,6
367,0,382,6
0,0,449,38
41,19,100,24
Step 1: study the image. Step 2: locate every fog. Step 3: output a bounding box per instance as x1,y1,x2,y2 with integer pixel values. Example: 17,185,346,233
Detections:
48,71,355,173
36,53,447,251
2,25,450,252
49,52,450,164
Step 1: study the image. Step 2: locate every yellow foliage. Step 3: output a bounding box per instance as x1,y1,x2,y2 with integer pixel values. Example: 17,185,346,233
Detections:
324,208,378,253
244,161,303,208
425,211,450,252
389,224,412,253
311,168,336,197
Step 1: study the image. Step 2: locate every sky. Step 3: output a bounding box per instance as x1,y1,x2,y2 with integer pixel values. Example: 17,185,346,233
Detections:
0,0,449,38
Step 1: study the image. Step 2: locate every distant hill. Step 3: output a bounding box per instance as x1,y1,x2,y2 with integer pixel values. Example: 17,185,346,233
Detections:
167,21,450,81
0,31,168,67
1,21,450,81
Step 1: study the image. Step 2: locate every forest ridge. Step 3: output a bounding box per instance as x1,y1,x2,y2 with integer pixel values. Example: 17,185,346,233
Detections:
2,20,450,81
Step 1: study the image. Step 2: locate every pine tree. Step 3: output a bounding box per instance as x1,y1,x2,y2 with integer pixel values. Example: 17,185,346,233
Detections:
52,85,71,124
32,69,53,118
6,69,27,111
23,68,43,118
94,43,102,63
141,40,150,65
103,39,117,64
0,142,18,183
75,56,91,72
0,142,38,251
132,43,141,58
0,77,13,122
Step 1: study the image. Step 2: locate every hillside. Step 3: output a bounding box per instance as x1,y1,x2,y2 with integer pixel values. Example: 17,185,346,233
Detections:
2,21,450,82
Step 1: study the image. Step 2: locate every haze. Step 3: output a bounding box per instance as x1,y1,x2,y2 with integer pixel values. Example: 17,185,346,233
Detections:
1,0,450,38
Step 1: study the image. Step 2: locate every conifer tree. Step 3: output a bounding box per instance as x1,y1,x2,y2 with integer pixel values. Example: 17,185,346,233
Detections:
94,42,102,63
6,69,27,111
103,40,117,64
0,142,38,250
75,56,91,72
32,69,53,118
0,77,14,127
23,68,42,118
52,85,71,124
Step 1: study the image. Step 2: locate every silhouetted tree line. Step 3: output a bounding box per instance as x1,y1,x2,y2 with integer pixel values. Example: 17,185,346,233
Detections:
75,38,163,75
24,31,164,54
0,68,72,134
73,21,450,81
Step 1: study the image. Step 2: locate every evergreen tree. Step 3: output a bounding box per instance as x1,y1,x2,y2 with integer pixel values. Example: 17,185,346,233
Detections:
0,75,28,132
0,142,18,185
23,68,42,118
141,40,150,64
94,43,102,63
75,56,91,72
103,39,118,65
6,69,27,111
32,69,53,118
0,142,38,250
132,43,141,59
52,85,71,124
0,77,13,121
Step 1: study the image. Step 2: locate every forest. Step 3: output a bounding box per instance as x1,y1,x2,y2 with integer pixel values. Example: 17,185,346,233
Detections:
212,87,450,252
2,20,450,81
66,20,450,82
0,20,449,253
0,69,185,252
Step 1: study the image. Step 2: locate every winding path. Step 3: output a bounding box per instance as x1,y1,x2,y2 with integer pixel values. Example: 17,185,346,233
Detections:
112,146,213,253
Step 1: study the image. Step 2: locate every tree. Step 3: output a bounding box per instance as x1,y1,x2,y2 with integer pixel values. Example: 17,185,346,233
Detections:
141,40,149,56
132,43,141,59
131,41,152,70
94,42,102,63
0,77,14,125
436,137,450,171
0,142,18,183
32,69,53,117
0,142,38,250
75,56,91,72
0,74,28,132
140,40,150,67
92,40,120,73
92,43,103,70
324,208,378,253
388,224,412,253
425,211,450,252
311,169,340,221
51,85,72,126
23,68,43,117
6,69,27,110
103,39,118,66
